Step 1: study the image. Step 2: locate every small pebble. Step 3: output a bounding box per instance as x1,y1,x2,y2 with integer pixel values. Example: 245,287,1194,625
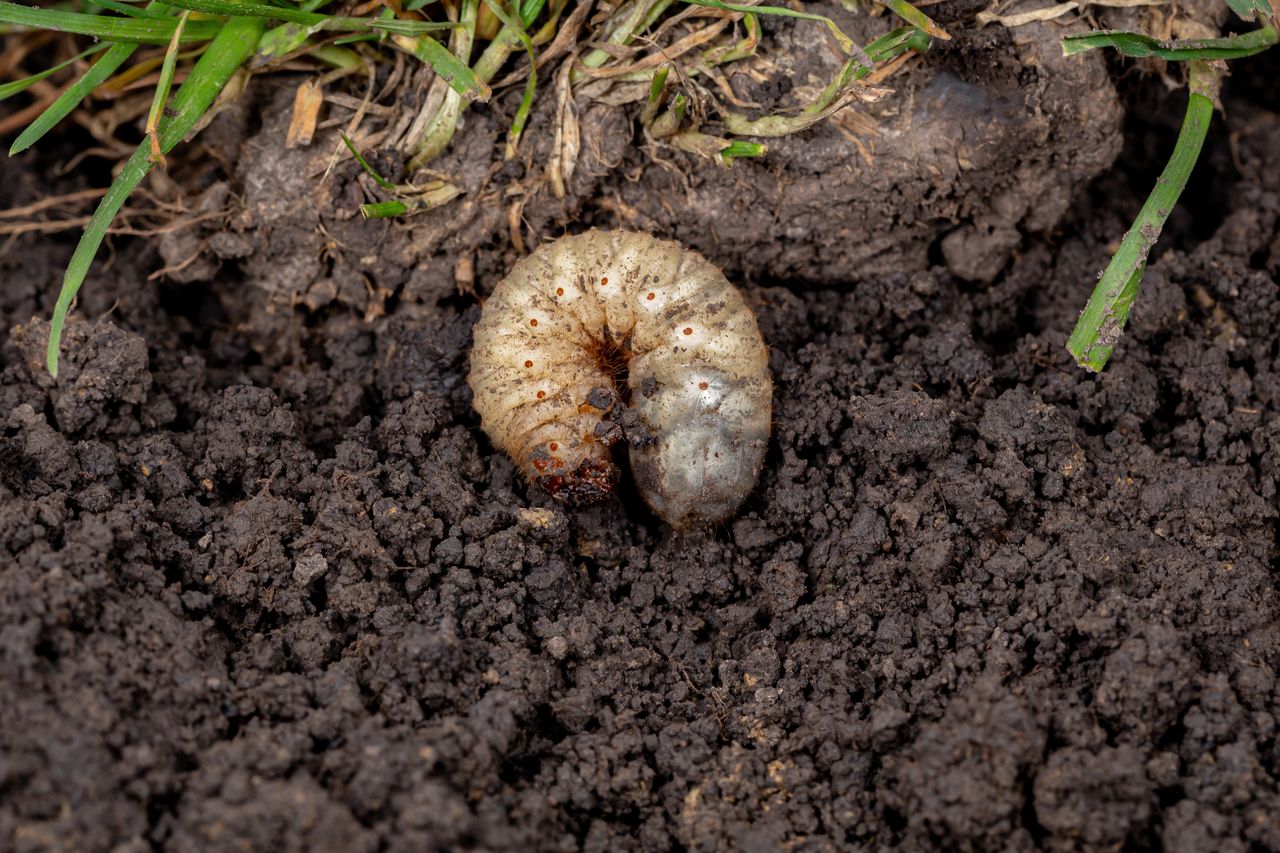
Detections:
545,636,569,659
293,553,328,584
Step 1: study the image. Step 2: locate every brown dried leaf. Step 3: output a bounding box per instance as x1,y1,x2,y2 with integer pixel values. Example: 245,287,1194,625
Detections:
547,58,580,198
286,78,325,149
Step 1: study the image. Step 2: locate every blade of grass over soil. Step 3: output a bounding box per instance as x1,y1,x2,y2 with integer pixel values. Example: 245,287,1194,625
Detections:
0,45,107,100
1066,61,1220,372
10,42,139,154
1062,25,1277,60
680,0,859,54
874,0,949,40
341,131,397,190
479,0,538,157
1225,0,1273,20
0,1,222,44
154,0,457,32
144,9,192,166
397,30,490,100
46,15,266,377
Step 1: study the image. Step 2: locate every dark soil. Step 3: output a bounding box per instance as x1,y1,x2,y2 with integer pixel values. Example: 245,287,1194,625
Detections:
2,10,1279,852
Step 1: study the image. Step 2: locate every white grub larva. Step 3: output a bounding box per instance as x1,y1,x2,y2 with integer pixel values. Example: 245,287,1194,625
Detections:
467,230,772,528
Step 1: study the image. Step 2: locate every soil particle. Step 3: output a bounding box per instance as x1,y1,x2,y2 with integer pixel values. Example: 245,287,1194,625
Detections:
883,679,1045,849
13,319,152,434
1033,744,1155,849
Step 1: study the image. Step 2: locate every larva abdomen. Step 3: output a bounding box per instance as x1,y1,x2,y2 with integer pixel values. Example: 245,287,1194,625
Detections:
468,230,772,528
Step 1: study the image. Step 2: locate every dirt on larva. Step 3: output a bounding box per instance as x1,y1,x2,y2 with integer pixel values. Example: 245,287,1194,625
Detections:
1,8,1279,853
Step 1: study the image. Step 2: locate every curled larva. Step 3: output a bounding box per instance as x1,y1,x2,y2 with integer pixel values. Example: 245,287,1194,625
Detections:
467,230,772,527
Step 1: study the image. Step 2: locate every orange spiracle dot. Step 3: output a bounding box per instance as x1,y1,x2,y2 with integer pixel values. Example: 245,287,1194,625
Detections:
537,390,546,399
524,360,534,368
647,292,656,301
530,318,538,327
698,382,709,390
683,327,693,336
556,287,564,296
549,442,559,451
600,276,609,286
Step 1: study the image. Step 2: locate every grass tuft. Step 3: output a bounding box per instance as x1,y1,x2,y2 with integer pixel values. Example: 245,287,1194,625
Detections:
1062,16,1278,371
1066,62,1219,372
45,15,266,377
5,0,945,374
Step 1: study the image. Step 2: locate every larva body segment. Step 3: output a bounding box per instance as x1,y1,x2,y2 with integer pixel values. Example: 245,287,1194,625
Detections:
468,230,772,528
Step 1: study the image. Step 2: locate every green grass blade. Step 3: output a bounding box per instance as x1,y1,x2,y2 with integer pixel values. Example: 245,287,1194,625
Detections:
46,144,152,378
648,65,669,101
11,42,139,154
85,0,161,18
361,200,409,218
156,0,455,31
1066,62,1220,372
0,1,221,44
253,21,311,60
1062,25,1276,60
0,44,107,100
680,0,856,54
144,9,190,164
518,0,546,28
157,0,331,24
1226,0,1272,20
480,0,537,156
720,139,765,159
46,15,265,377
340,132,397,190
155,17,263,152
875,0,949,39
400,33,490,101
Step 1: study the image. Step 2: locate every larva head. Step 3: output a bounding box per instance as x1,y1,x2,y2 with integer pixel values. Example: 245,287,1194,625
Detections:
524,437,620,507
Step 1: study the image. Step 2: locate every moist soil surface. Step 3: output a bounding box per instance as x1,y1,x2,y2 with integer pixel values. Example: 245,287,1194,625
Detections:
2,11,1279,852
